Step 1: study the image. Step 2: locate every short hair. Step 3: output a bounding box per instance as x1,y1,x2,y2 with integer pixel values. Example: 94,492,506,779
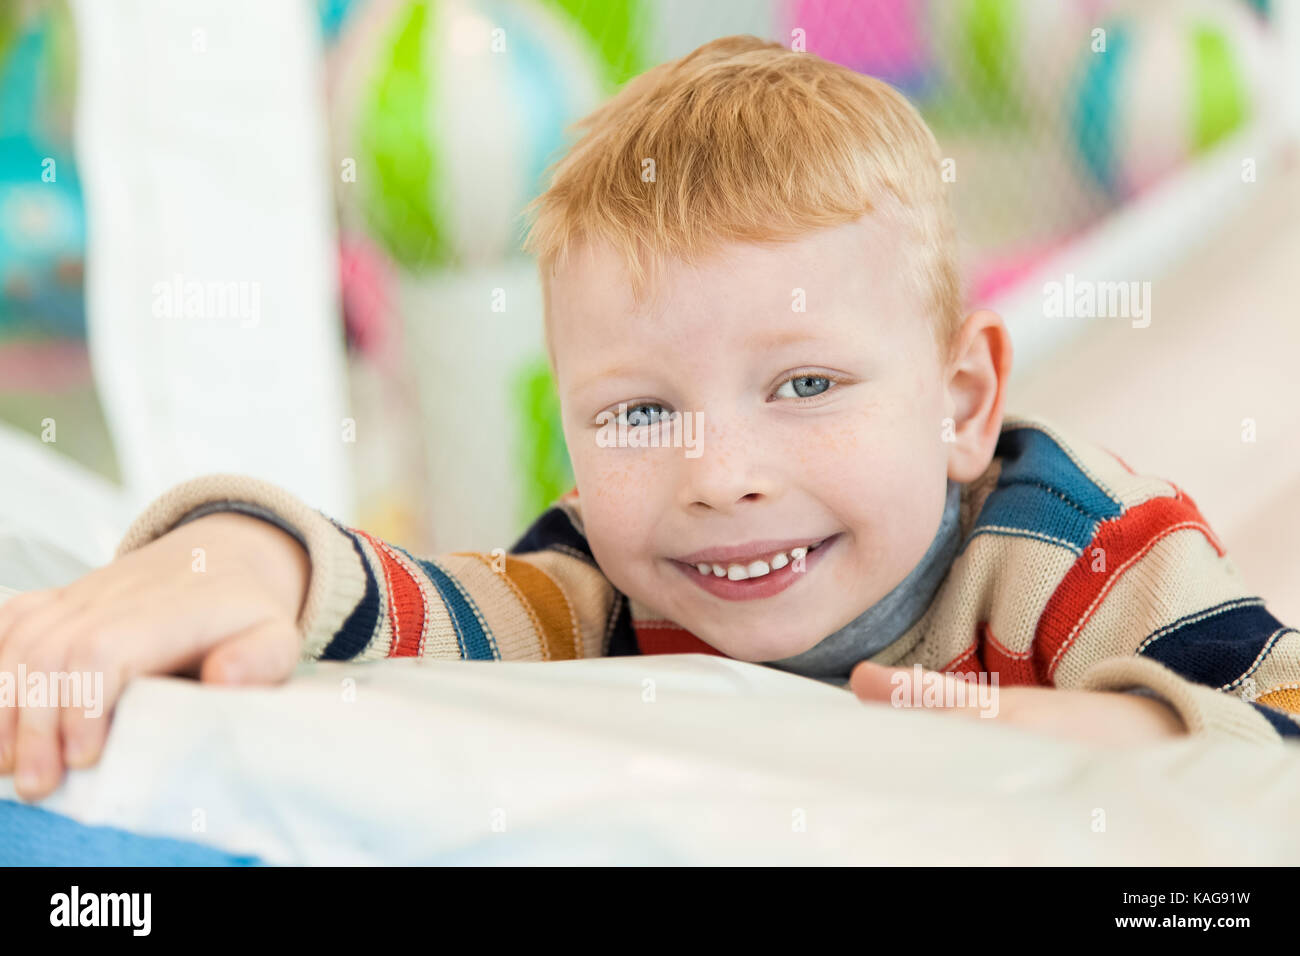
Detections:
522,34,964,367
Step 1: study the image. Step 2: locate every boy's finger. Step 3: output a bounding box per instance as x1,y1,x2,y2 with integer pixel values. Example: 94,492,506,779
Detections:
61,702,114,771
848,660,903,703
850,661,987,714
61,621,139,771
0,600,78,775
11,639,79,801
199,618,301,686
13,703,65,802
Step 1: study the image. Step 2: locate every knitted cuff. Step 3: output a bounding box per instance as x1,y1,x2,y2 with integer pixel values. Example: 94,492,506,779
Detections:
113,474,368,660
1077,655,1282,744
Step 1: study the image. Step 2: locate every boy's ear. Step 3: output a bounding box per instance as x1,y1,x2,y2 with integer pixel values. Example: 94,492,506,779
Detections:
944,309,1013,483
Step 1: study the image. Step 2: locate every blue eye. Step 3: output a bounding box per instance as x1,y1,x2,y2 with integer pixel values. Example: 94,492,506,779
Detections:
775,374,833,399
618,402,674,427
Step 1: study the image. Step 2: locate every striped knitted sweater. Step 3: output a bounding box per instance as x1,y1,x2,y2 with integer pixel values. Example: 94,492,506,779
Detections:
115,413,1300,744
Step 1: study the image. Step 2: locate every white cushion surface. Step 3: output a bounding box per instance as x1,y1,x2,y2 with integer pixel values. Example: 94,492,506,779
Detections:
1,649,1297,865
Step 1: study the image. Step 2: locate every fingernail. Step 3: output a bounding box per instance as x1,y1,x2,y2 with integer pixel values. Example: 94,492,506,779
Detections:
16,766,42,796
64,740,87,766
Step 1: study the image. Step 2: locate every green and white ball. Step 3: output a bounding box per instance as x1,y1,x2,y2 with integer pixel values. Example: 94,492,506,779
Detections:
933,0,1102,124
1069,0,1270,199
338,0,636,270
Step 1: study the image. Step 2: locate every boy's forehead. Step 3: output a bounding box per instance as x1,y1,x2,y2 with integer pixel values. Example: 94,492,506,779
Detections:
550,212,911,323
544,211,932,392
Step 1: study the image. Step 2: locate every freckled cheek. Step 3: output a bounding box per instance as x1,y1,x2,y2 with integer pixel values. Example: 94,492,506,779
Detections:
570,448,670,565
793,417,936,545
574,447,669,499
789,419,880,496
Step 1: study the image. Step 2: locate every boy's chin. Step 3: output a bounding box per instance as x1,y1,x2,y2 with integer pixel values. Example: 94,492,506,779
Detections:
703,628,827,664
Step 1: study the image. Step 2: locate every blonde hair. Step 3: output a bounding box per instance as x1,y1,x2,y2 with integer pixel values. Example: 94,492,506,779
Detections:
522,35,963,363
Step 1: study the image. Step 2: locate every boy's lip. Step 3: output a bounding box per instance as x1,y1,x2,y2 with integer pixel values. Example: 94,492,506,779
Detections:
672,534,834,566
670,533,841,601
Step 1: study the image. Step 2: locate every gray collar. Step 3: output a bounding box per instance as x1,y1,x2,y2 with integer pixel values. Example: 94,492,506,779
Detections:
762,480,963,686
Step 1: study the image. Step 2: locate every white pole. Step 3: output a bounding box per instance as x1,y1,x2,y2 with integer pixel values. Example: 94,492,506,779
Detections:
68,0,354,521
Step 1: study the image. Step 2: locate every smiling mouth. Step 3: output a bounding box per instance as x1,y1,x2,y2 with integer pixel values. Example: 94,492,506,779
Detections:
677,535,834,581
667,532,842,602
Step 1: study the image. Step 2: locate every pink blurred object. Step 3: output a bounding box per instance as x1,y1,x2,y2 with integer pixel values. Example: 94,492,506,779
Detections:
0,340,92,392
786,0,929,90
970,234,1078,306
338,232,396,359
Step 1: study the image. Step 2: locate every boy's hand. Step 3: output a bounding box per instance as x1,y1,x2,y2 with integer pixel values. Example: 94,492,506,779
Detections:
0,512,310,803
849,660,1186,746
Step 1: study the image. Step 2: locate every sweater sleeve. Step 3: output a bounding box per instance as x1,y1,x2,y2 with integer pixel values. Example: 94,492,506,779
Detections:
113,474,621,663
1045,492,1300,744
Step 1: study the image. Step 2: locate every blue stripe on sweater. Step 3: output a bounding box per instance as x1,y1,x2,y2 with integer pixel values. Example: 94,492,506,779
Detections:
400,549,499,661
509,501,596,563
964,425,1124,554
1249,702,1300,738
1137,597,1294,689
321,523,383,661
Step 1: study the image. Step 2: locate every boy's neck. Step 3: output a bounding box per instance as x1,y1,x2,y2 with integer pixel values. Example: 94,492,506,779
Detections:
763,479,964,685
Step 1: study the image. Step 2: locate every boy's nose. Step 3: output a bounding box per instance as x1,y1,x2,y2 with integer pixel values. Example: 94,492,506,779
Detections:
677,417,779,514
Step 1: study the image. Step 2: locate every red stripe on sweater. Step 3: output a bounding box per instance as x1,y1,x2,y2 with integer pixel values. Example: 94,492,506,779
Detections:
634,622,728,656
942,639,983,676
1033,488,1224,684
355,529,427,658
977,621,1040,686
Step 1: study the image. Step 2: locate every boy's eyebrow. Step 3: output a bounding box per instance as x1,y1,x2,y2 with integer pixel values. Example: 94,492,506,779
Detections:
571,362,650,397
754,328,828,350
572,329,838,396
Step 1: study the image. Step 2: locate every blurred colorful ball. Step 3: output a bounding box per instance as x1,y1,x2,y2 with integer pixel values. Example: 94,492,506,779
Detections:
784,0,933,99
317,0,362,43
0,1,84,336
1068,0,1270,200
933,0,1107,124
336,0,645,271
0,167,85,336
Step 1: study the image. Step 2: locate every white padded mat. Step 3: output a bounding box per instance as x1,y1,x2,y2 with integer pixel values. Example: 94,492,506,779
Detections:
1,650,1297,865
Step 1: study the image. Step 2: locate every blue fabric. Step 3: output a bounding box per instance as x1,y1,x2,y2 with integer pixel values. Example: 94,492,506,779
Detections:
1250,702,1300,738
321,520,383,661
1139,597,1299,690
406,549,499,660
0,799,264,866
965,424,1124,555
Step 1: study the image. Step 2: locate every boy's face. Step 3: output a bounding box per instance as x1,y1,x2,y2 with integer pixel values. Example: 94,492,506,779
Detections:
548,214,957,662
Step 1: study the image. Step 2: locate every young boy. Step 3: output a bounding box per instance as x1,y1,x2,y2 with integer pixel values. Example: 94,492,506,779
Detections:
2,36,1297,804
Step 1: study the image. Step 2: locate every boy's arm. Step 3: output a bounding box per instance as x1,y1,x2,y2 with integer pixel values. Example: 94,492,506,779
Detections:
115,474,620,663
1043,489,1300,743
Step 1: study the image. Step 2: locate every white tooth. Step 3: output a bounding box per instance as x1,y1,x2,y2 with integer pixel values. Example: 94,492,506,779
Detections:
727,564,749,581
696,563,712,575
790,546,807,560
712,564,726,577
770,552,789,570
746,559,771,578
